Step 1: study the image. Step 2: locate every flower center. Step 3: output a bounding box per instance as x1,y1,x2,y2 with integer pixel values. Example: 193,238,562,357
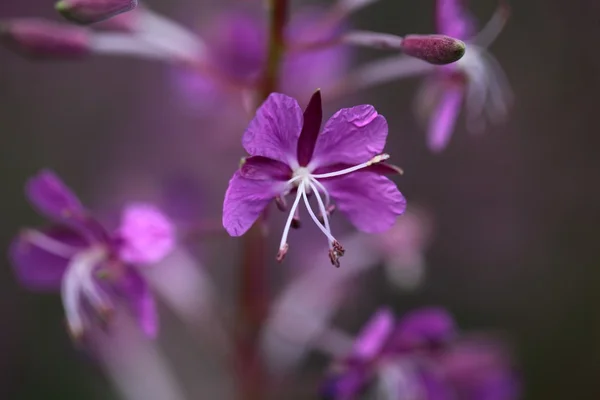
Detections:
291,167,312,186
276,154,389,267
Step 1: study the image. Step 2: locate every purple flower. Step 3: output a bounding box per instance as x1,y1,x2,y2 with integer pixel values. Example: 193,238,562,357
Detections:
171,8,351,113
222,90,406,266
321,307,520,400
418,0,513,152
9,170,176,339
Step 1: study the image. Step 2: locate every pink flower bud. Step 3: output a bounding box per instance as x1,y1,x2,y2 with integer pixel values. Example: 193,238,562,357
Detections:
55,0,138,25
0,19,90,59
401,34,465,65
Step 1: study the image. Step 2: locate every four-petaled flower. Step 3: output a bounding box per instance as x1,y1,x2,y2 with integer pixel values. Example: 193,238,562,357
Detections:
417,0,512,152
223,90,406,266
9,170,175,340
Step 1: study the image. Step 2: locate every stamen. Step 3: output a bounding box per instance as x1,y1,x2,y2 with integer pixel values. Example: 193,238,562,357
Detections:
277,182,306,259
309,178,331,207
22,229,82,258
329,248,341,268
308,181,333,240
300,183,337,244
291,207,301,229
60,247,108,338
311,154,390,179
276,243,289,263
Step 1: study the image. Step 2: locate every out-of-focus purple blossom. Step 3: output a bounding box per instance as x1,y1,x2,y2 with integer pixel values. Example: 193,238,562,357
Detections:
171,7,351,114
370,206,434,290
320,307,520,400
417,0,513,152
222,91,406,266
326,0,511,152
9,170,176,339
55,0,138,25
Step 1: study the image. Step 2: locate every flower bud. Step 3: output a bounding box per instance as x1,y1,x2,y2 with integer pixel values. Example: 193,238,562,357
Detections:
401,34,465,65
0,19,90,59
55,0,138,25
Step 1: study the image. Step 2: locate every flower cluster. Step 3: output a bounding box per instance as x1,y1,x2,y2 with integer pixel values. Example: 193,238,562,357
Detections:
1,0,519,399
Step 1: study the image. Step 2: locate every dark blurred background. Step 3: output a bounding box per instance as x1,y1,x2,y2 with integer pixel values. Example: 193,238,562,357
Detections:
1,0,599,399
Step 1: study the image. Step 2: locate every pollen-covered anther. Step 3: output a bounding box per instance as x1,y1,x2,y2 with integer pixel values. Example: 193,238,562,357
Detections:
332,240,345,257
369,153,390,165
276,243,289,263
328,249,341,268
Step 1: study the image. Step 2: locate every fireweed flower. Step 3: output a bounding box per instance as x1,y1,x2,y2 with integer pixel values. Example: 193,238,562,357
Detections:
328,0,511,152
171,7,351,114
415,0,513,151
222,90,406,266
9,170,175,339
321,307,521,400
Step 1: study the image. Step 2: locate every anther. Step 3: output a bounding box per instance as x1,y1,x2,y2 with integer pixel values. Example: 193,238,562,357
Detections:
332,240,345,256
276,244,289,263
328,249,341,268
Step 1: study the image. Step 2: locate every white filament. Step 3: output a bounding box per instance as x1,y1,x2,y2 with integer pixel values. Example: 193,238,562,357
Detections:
61,247,110,336
278,182,306,252
278,154,389,256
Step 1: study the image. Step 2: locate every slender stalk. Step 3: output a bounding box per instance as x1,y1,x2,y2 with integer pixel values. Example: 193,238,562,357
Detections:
261,0,288,99
235,1,288,399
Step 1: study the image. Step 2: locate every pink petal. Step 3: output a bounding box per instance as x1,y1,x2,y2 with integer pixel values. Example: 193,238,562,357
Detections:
117,203,175,266
9,227,86,291
223,171,285,236
296,90,323,166
240,156,292,181
322,172,406,233
352,307,395,360
118,267,158,338
310,105,388,168
391,307,456,351
242,93,303,165
25,169,86,224
436,0,476,39
427,86,464,153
